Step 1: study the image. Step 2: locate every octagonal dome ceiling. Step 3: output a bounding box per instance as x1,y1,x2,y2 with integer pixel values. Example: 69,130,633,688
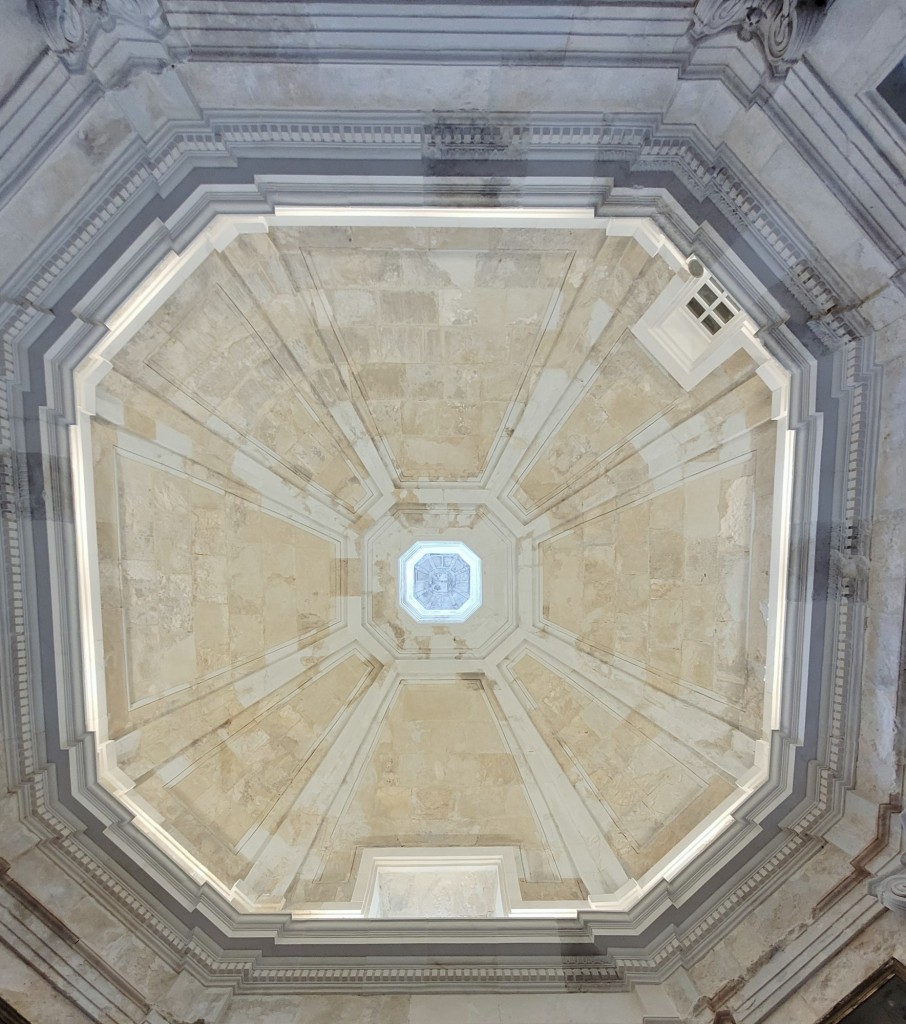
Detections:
74,213,790,918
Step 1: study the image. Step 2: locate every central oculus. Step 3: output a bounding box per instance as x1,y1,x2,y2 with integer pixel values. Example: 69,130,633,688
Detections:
399,541,482,623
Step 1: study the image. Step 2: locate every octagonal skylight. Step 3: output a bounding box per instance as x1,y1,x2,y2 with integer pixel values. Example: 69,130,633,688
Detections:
399,541,482,623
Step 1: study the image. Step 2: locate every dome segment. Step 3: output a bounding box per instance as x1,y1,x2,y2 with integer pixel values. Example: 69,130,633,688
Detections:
73,213,791,917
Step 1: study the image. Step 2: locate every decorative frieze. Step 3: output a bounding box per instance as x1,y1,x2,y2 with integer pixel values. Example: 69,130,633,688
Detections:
0,114,865,347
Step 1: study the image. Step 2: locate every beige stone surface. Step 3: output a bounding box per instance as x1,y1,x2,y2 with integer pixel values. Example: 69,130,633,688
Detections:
510,653,734,877
758,910,906,1023
92,422,338,732
0,944,96,1024
126,653,374,884
540,401,775,737
85,223,783,913
288,679,581,904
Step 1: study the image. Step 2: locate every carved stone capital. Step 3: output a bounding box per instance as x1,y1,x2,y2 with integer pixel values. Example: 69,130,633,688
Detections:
872,873,906,914
869,809,906,913
29,0,170,70
106,0,168,37
29,0,91,56
690,0,836,75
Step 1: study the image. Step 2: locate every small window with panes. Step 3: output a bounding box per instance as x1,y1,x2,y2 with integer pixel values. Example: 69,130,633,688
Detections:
685,278,738,336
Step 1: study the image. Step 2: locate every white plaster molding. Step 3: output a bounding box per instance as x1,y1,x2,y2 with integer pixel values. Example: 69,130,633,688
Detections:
873,874,906,914
631,263,791,395
0,121,876,999
300,847,527,920
54,205,814,942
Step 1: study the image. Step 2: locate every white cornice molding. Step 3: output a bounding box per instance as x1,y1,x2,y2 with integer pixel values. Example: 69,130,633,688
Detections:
0,41,900,269
0,113,876,363
0,128,885,994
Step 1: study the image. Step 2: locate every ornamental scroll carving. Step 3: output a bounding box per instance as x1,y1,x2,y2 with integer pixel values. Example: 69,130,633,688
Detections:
28,0,168,69
875,875,906,914
29,0,98,56
691,0,836,75
870,810,906,915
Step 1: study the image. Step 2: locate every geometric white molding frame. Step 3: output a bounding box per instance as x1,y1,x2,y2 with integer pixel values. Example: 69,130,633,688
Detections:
0,105,863,1000
294,847,576,919
632,260,790,403
66,207,797,924
359,848,515,919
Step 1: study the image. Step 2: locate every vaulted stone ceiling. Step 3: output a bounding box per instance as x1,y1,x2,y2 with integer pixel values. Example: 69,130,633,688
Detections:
82,221,784,915
2,0,903,1013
